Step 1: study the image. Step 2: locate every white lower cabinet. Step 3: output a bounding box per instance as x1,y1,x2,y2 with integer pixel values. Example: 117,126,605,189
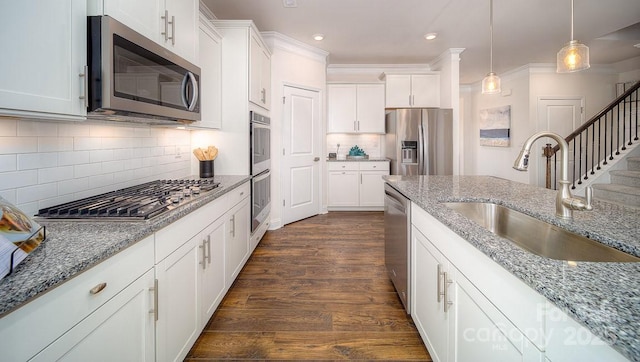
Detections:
411,202,628,362
0,235,155,362
199,216,226,323
225,195,251,282
155,234,201,362
413,224,542,362
155,181,250,362
30,269,156,362
328,168,359,207
0,182,254,362
328,161,389,210
412,226,450,362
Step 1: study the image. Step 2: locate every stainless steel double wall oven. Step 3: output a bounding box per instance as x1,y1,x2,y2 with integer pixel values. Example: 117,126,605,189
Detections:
250,111,271,234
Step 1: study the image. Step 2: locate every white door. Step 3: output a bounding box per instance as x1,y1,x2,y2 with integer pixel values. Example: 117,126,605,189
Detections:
282,85,321,225
536,97,584,187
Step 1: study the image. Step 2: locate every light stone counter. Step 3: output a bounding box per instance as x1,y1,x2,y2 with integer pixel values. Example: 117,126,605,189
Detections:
384,175,639,361
0,175,250,317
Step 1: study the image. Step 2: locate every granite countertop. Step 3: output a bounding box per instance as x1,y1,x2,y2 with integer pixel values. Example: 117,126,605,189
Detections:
327,157,389,162
0,175,250,317
384,175,640,361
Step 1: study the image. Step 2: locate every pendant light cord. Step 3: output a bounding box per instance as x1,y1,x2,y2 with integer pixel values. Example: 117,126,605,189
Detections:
570,0,574,41
489,0,494,73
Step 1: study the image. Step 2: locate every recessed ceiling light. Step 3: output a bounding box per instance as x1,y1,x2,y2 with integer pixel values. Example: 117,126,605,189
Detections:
424,33,437,40
282,0,297,8
313,34,324,41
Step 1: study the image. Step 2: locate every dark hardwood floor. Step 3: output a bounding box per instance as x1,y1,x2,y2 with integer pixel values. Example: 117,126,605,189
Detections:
185,211,431,361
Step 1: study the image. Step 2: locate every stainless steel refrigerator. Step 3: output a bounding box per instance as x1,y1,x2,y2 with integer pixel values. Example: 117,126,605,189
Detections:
384,108,453,175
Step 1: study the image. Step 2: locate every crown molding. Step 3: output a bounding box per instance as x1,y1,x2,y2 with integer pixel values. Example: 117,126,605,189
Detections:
261,31,329,63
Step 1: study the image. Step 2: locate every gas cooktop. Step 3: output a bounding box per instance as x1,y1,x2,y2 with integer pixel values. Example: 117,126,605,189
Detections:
36,179,219,221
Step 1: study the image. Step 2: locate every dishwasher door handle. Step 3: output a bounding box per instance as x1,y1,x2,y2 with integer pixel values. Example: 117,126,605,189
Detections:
385,191,407,211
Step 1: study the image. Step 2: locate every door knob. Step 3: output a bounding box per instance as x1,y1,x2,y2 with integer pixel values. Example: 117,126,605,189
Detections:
314,157,320,162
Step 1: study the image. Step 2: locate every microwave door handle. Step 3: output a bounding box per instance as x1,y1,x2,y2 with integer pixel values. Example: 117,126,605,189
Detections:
181,72,199,111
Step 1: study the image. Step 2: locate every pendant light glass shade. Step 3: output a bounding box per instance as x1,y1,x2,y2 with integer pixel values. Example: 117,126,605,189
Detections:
557,40,590,73
556,0,590,73
482,72,501,94
482,0,501,94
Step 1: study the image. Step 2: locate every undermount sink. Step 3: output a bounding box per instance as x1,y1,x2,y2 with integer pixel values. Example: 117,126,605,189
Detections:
443,202,640,262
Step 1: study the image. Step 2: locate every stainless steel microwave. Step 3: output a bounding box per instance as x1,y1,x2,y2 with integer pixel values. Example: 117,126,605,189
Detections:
87,16,200,124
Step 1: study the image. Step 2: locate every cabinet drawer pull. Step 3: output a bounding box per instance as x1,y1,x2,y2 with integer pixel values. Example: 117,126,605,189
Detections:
437,264,443,302
149,279,158,321
199,242,206,269
206,235,212,264
79,65,88,107
89,282,107,295
443,272,453,313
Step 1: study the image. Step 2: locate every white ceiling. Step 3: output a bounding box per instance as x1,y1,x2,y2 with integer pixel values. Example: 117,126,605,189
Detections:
201,0,640,84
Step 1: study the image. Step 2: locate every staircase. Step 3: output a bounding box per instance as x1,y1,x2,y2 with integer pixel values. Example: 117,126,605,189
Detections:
592,156,640,208
544,81,640,209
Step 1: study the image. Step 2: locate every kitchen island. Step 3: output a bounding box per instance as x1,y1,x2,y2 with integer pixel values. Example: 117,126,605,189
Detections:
385,175,639,361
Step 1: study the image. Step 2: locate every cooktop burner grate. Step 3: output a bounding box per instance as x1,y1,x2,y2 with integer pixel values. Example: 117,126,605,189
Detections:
36,179,219,220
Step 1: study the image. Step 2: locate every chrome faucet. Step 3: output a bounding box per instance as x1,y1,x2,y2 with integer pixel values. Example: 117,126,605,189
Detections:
513,131,592,220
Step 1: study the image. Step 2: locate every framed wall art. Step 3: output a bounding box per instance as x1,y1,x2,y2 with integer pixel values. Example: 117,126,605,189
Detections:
479,105,511,147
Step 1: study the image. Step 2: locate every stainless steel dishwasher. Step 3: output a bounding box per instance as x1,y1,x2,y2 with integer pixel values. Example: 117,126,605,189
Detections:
384,183,411,313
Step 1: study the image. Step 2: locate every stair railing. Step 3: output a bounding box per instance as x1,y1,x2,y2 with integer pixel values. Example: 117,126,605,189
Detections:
545,81,640,190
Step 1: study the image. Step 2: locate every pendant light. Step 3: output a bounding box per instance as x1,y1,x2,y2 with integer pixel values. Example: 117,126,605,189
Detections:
482,0,501,94
557,0,590,73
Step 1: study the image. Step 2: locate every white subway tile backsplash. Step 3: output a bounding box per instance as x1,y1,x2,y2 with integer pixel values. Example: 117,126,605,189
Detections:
89,149,114,163
326,134,384,158
39,137,73,152
74,163,102,178
0,119,17,136
17,202,39,218
113,170,135,184
88,174,115,189
101,160,125,174
74,136,103,151
58,177,89,196
38,166,74,183
150,146,165,156
0,155,17,172
0,190,16,204
58,122,90,137
18,152,58,170
58,150,90,166
102,137,132,149
0,170,38,190
1,119,194,212
0,137,38,154
113,148,133,160
124,158,143,170
90,124,131,137
17,121,58,137
16,182,57,204
133,166,153,180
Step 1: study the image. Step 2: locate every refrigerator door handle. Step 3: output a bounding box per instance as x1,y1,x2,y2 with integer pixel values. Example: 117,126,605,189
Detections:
418,119,425,174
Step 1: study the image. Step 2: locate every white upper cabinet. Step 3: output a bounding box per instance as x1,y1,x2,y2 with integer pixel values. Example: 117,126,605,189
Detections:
0,0,87,120
327,83,385,134
249,28,271,110
384,73,440,108
194,16,222,129
89,0,199,64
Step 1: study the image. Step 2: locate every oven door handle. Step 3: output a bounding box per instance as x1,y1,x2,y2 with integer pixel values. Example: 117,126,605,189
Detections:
253,170,271,182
